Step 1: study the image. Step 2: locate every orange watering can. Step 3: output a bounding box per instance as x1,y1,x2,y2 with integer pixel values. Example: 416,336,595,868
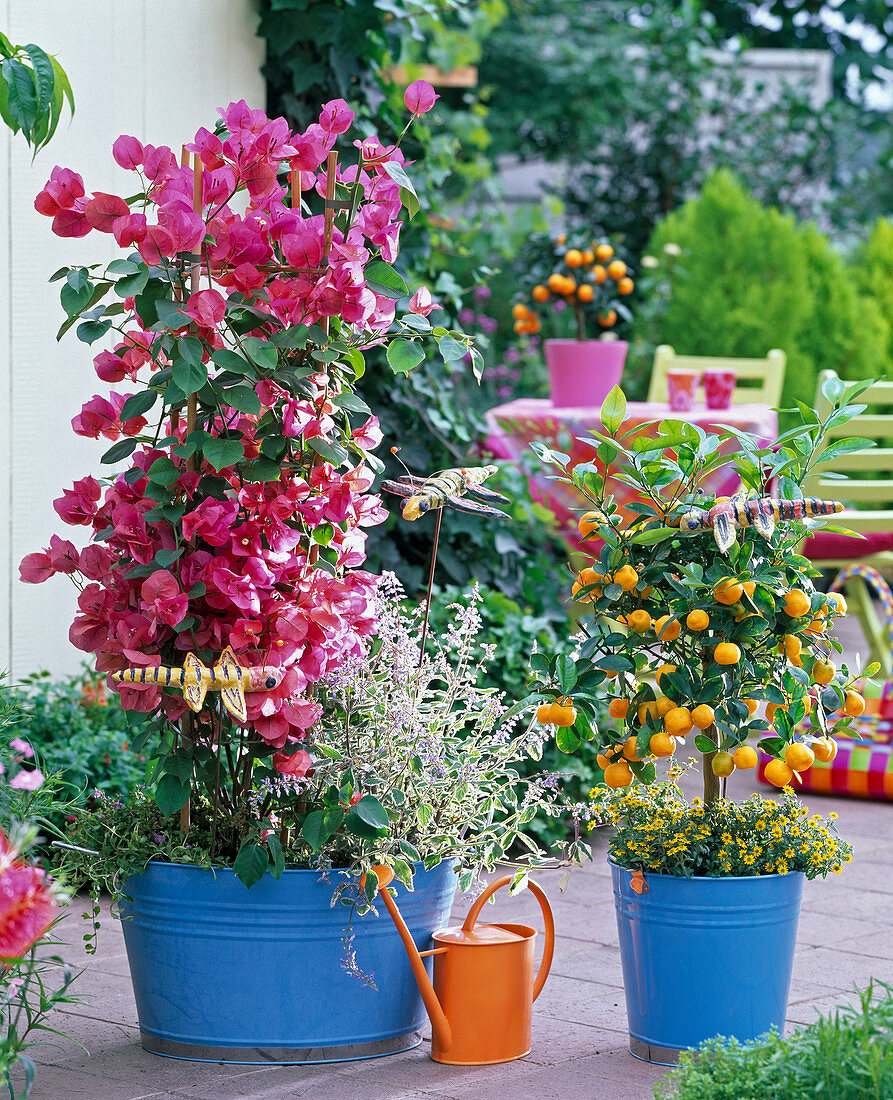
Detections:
374,868,555,1065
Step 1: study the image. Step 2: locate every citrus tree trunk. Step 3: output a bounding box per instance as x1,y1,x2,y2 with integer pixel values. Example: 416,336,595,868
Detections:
702,722,720,805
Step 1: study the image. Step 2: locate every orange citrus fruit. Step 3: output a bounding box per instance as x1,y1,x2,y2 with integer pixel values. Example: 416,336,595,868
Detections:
826,592,847,615
691,704,715,730
741,580,756,598
577,284,594,303
613,564,639,592
733,744,758,770
844,690,865,717
686,609,710,631
578,511,602,538
711,751,735,777
812,737,838,763
564,249,584,268
654,614,681,641
637,701,659,724
764,758,794,787
714,642,741,665
622,734,642,762
654,696,674,718
547,273,565,293
592,264,607,284
607,259,627,280
603,760,634,789
713,578,744,605
536,703,554,724
617,276,634,295
812,658,835,685
627,610,651,633
595,243,614,262
532,284,549,302
784,635,802,661
655,663,676,687
783,589,811,617
665,706,693,736
581,249,595,264
744,698,759,716
598,309,618,327
784,742,815,772
649,731,677,757
608,698,630,720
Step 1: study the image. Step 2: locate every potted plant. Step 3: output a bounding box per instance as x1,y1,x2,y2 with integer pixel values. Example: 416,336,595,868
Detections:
20,91,560,1063
526,379,867,1063
511,236,634,408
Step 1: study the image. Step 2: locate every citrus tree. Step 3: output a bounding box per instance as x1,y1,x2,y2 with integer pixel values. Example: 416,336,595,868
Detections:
527,377,876,804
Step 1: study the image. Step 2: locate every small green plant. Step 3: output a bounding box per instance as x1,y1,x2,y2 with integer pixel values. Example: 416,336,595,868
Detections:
0,33,74,155
655,982,893,1100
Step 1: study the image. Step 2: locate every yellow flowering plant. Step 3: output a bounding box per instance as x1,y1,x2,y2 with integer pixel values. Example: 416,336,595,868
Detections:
593,768,852,879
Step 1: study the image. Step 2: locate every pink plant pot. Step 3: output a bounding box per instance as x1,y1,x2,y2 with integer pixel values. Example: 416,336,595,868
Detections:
545,340,628,409
703,369,736,410
666,370,699,412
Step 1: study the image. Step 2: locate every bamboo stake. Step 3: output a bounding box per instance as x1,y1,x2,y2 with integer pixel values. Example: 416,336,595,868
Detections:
418,508,444,671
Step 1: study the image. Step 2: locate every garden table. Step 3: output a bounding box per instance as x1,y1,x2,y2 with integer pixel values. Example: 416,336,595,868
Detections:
484,397,779,554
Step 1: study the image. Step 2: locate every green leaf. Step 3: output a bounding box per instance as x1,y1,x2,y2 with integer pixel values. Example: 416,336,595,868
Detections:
120,390,158,421
106,258,142,276
345,795,389,839
380,161,419,218
76,319,112,345
631,526,676,546
154,548,182,567
364,260,408,299
101,438,138,464
1,58,38,134
331,392,371,415
307,437,347,464
115,269,149,297
555,726,582,754
222,385,261,415
600,386,627,435
387,340,425,374
438,333,466,362
148,457,180,486
172,357,208,396
241,336,279,370
154,774,191,817
177,336,205,367
302,810,330,852
267,833,285,879
211,349,253,374
694,734,717,753
202,437,245,471
241,458,283,483
234,842,269,888
60,279,92,318
554,654,578,694
271,326,308,349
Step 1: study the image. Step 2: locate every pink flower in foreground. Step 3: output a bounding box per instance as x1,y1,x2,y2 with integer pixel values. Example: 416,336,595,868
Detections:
318,99,354,135
84,192,130,233
403,80,439,116
407,286,437,316
9,769,44,791
272,748,312,778
140,571,188,629
351,415,383,451
112,135,145,170
185,289,227,328
9,739,33,759
0,843,56,960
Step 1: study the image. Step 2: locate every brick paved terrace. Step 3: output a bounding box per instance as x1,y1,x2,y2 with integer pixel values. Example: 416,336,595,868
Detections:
15,618,893,1100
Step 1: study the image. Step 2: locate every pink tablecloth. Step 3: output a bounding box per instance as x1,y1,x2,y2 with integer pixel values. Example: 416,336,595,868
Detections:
484,398,779,553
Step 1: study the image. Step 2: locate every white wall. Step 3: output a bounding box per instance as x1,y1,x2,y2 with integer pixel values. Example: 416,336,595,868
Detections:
1,0,265,680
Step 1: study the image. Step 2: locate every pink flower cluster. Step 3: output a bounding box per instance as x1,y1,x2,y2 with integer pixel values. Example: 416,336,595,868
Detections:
0,832,56,961
22,425,385,746
22,96,449,749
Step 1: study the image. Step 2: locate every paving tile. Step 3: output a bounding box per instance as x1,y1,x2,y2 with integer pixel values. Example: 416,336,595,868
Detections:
792,945,893,989
844,930,893,961
25,1062,177,1099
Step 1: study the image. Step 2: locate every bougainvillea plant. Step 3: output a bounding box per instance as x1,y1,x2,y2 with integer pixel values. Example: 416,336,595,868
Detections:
525,378,873,874
21,87,478,883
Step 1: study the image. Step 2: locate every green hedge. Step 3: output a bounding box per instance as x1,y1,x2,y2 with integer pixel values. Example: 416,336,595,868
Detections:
638,171,890,410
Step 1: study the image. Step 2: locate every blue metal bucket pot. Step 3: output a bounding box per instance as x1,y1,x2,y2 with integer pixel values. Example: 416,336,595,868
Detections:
610,860,804,1065
119,861,457,1064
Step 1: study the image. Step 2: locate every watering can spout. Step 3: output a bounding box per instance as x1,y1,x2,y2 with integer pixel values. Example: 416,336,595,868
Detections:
373,866,453,1052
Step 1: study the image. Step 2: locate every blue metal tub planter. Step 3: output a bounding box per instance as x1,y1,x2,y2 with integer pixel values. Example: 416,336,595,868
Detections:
610,860,804,1066
119,860,457,1064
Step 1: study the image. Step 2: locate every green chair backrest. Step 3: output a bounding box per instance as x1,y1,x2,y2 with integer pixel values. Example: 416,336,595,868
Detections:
647,345,786,407
808,370,893,534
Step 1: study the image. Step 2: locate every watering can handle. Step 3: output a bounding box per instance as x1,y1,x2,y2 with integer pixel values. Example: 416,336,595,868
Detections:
461,875,555,1001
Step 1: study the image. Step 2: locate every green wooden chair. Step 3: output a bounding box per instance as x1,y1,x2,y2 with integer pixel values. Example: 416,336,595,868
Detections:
805,369,893,673
647,345,787,407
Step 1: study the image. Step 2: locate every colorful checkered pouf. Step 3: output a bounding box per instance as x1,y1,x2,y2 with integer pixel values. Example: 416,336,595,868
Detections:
757,565,893,801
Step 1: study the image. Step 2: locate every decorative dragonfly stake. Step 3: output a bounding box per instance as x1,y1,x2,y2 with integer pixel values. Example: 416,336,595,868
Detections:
112,645,283,724
382,464,510,521
678,495,843,554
